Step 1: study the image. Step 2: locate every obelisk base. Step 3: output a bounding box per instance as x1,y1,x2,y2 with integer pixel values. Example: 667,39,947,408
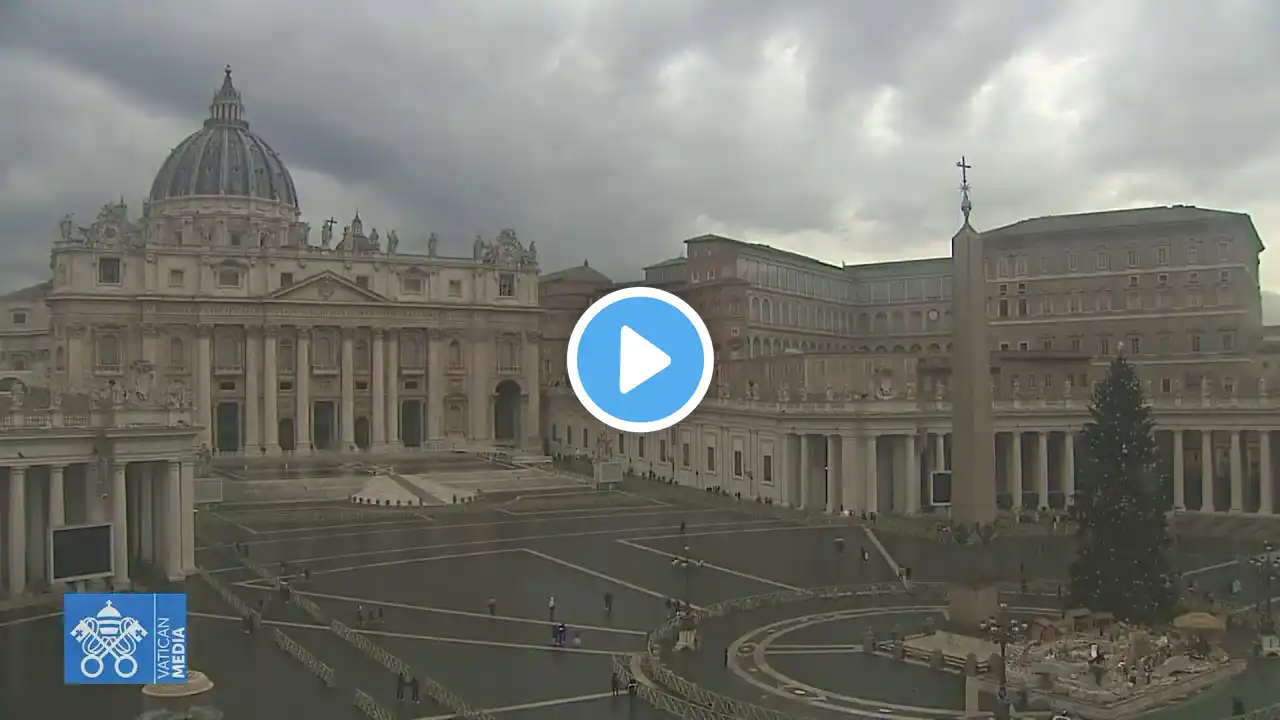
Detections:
948,584,1000,630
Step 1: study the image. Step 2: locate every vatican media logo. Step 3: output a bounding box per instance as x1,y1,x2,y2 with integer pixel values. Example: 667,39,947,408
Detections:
64,593,187,685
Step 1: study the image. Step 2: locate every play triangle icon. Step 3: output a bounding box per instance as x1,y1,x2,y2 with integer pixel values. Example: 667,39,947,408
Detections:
619,325,671,394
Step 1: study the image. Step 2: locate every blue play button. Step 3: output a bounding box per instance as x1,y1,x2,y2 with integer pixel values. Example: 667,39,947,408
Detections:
568,286,715,433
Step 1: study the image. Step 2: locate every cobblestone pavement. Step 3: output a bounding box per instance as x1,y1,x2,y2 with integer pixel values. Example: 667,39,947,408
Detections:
3,478,1276,720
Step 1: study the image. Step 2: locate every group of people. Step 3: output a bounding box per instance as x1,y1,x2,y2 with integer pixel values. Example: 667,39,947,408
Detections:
395,672,421,703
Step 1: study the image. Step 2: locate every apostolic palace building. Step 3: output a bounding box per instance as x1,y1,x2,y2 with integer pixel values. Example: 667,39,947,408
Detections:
0,67,1278,602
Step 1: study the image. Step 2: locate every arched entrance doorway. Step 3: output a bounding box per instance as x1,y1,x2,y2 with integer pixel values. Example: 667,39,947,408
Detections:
279,418,295,452
313,401,336,451
493,380,521,443
354,416,371,451
400,399,424,447
215,401,241,452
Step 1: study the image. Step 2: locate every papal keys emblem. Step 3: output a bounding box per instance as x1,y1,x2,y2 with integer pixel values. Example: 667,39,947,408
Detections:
69,600,149,679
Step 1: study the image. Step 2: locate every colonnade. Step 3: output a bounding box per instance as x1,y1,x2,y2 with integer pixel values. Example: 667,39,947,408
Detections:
1,460,194,598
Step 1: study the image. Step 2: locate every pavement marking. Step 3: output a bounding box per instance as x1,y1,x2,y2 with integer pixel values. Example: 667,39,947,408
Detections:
413,691,616,720
1182,558,1240,577
205,518,782,574
0,611,62,628
188,611,623,655
616,538,802,591
209,511,261,536
248,587,648,636
217,507,754,548
496,504,671,517
238,547,526,579
764,646,864,655
768,643,866,650
861,526,903,583
627,523,812,542
521,548,700,608
245,517,435,535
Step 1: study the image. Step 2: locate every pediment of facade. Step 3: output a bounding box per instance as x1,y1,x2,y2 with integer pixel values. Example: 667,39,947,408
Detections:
268,271,389,304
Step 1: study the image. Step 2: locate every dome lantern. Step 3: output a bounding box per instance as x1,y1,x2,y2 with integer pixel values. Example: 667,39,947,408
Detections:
206,65,246,128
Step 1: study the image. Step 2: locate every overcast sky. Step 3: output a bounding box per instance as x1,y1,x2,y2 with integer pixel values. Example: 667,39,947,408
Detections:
2,1,1279,315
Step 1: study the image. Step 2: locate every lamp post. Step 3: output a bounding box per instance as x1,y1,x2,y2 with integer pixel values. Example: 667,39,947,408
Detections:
673,543,693,603
979,602,1028,717
1250,541,1280,634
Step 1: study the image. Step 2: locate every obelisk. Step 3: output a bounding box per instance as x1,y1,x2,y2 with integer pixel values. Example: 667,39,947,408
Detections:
947,158,1000,628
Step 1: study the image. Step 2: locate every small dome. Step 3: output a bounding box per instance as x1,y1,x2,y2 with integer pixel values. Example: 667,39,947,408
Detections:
149,66,299,208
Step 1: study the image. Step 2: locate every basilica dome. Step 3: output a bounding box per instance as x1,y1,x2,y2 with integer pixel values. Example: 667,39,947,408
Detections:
149,67,299,208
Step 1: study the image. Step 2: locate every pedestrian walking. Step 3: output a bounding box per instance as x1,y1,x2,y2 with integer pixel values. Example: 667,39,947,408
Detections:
409,677,420,704
603,592,613,615
487,597,497,615
610,671,620,696
548,595,556,622
396,673,406,702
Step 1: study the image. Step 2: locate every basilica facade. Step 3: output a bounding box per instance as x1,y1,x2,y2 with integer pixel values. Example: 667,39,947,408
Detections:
40,68,542,455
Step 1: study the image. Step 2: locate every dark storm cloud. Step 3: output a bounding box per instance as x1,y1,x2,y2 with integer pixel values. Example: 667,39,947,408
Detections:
2,0,1279,304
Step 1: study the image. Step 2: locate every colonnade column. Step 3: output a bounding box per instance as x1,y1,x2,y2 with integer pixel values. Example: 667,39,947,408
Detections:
139,464,154,564
371,329,386,449
164,461,182,580
196,324,213,447
340,329,356,450
826,435,842,513
244,326,261,452
1172,430,1185,510
1261,431,1273,515
1009,432,1023,509
295,329,312,454
1200,431,1214,511
1229,431,1243,512
1063,431,1076,506
1035,431,1049,511
798,436,813,510
263,326,280,455
427,330,444,440
841,436,862,514
904,434,920,515
7,468,26,594
181,461,195,573
523,330,541,450
385,330,401,447
864,434,878,514
934,432,946,473
111,464,128,588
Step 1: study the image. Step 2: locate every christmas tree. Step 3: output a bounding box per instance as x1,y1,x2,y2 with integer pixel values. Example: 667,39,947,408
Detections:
1067,352,1177,626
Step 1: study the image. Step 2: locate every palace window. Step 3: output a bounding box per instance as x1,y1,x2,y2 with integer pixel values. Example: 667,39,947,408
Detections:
402,275,424,294
1066,251,1078,272
97,257,122,285
168,269,185,287
168,337,186,367
448,340,463,369
355,276,370,289
279,272,294,288
1221,331,1236,351
96,334,121,369
497,337,520,372
1191,333,1203,352
733,450,743,477
1157,246,1169,266
659,439,668,463
1096,251,1110,270
1217,241,1232,261
1127,249,1139,267
705,445,716,473
216,268,243,288
682,442,691,468
10,311,25,325
617,433,626,455
448,280,462,297
762,455,773,483
10,356,26,371
498,273,516,298
1187,245,1200,264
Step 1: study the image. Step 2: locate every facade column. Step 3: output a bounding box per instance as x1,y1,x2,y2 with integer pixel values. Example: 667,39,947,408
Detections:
826,435,842,513
164,461,182,580
904,434,920,515
427,330,445,440
181,461,195,573
468,332,492,442
523,330,542,450
7,468,26,594
295,328,312,454
1009,432,1024,509
262,326,280,455
934,432,946,472
1063,431,1076,508
49,465,65,528
111,463,128,588
340,329,356,450
1172,430,1185,510
84,462,103,523
798,435,813,510
371,329,386,449
1229,430,1243,512
196,324,213,448
1201,430,1214,511
244,326,261,453
66,324,88,389
139,464,154,563
864,434,879,514
1261,430,1273,515
1035,431,1049,510
385,330,401,447
841,436,862,514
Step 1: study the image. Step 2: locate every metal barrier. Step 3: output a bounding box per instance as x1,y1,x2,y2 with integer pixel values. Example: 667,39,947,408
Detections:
194,477,224,504
271,628,337,687
352,689,396,720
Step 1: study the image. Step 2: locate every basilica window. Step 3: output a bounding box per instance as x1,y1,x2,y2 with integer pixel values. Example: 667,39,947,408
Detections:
97,257,122,285
448,280,462,297
168,337,187,368
215,334,241,370
279,339,295,373
448,340,463,369
354,340,370,371
10,311,25,325
168,269,185,288
401,274,424,294
216,268,243,288
498,273,516,298
497,338,520,373
96,334,121,370
313,333,337,369
10,356,27,371
400,334,424,368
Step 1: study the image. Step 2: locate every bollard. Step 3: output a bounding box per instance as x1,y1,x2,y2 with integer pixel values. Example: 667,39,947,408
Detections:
965,652,978,677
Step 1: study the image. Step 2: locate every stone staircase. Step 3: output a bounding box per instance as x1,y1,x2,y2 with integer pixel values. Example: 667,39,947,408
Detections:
349,474,428,506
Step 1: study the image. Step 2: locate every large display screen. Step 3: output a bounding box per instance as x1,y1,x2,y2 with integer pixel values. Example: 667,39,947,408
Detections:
50,523,113,582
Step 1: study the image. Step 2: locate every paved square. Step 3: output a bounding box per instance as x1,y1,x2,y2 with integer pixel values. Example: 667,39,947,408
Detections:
3,480,1276,720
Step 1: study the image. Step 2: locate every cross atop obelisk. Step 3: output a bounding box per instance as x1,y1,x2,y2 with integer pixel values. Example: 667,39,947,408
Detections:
957,156,973,224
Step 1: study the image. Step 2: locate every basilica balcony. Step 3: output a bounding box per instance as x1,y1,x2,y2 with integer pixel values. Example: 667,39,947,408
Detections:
399,361,425,375
94,362,124,376
213,361,243,376
311,361,339,376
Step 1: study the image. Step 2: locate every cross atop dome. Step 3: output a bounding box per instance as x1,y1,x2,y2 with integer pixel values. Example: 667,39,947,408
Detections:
957,156,973,225
207,64,246,128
